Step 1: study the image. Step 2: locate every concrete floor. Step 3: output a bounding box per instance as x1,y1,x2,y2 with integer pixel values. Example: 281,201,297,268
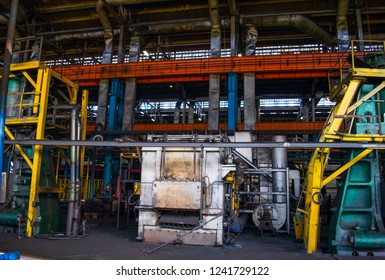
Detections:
1,217,384,260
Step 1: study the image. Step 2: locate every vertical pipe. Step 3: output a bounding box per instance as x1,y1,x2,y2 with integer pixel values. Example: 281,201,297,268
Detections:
0,0,19,185
354,8,364,51
72,113,82,236
90,147,96,198
66,105,79,236
336,0,350,51
272,135,288,203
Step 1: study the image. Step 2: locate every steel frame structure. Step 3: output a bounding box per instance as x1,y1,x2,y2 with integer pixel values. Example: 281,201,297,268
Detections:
298,40,385,253
1,61,87,237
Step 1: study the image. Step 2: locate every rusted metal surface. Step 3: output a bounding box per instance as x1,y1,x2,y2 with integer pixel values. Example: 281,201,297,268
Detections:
143,226,218,246
162,150,199,180
152,181,202,210
137,136,225,245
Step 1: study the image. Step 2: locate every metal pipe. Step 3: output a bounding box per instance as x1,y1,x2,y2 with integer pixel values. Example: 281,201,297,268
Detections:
144,213,222,256
66,105,79,236
209,0,221,32
95,0,176,43
6,139,385,149
254,15,336,45
96,1,113,47
72,112,82,236
272,135,287,203
0,0,18,187
337,0,350,51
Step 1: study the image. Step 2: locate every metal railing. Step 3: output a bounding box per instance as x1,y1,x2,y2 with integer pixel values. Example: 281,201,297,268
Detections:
328,40,385,95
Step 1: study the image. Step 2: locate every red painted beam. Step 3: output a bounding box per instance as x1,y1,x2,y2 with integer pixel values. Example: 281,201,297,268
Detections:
84,122,324,134
54,52,349,86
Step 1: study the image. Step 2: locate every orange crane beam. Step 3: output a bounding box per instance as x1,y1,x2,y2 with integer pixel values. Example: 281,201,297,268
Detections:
86,122,325,134
54,52,348,86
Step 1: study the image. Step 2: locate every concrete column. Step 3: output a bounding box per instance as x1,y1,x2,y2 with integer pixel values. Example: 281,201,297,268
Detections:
355,8,364,51
117,25,127,63
244,73,256,131
208,74,220,131
95,38,113,131
301,99,310,122
208,0,221,131
243,21,257,131
174,108,180,124
122,36,141,131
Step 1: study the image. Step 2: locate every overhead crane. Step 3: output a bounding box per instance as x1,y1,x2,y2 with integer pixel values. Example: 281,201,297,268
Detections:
54,52,350,87
56,52,344,135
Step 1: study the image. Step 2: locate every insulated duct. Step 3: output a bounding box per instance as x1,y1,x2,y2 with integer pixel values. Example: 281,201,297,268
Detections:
94,0,176,129
209,0,221,32
272,135,288,203
336,0,350,51
244,20,258,56
253,15,337,45
66,105,80,236
95,1,113,47
95,0,177,43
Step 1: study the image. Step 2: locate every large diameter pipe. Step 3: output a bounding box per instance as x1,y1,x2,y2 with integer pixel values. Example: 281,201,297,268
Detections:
254,15,336,45
66,105,79,236
336,0,350,51
0,0,19,188
272,135,288,203
72,112,83,236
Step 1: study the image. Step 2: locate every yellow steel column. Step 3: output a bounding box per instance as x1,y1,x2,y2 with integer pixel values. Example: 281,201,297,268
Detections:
79,90,88,199
306,155,323,253
321,149,374,187
26,67,51,237
4,126,33,169
303,79,362,253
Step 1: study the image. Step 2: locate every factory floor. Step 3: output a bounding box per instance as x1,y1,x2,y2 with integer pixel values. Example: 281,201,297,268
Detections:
2,216,381,261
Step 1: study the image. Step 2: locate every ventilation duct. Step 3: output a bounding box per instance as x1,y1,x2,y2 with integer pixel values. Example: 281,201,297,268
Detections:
253,15,336,46
336,0,350,51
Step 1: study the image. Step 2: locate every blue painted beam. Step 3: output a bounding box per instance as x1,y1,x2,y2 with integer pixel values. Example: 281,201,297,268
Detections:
227,73,238,131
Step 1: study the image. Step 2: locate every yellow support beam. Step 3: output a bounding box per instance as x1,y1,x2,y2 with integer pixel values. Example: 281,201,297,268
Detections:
10,61,41,71
306,156,323,253
26,67,51,237
79,90,88,198
321,149,373,187
347,81,385,114
21,71,37,89
325,134,385,142
5,117,38,125
302,78,362,254
4,126,33,169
